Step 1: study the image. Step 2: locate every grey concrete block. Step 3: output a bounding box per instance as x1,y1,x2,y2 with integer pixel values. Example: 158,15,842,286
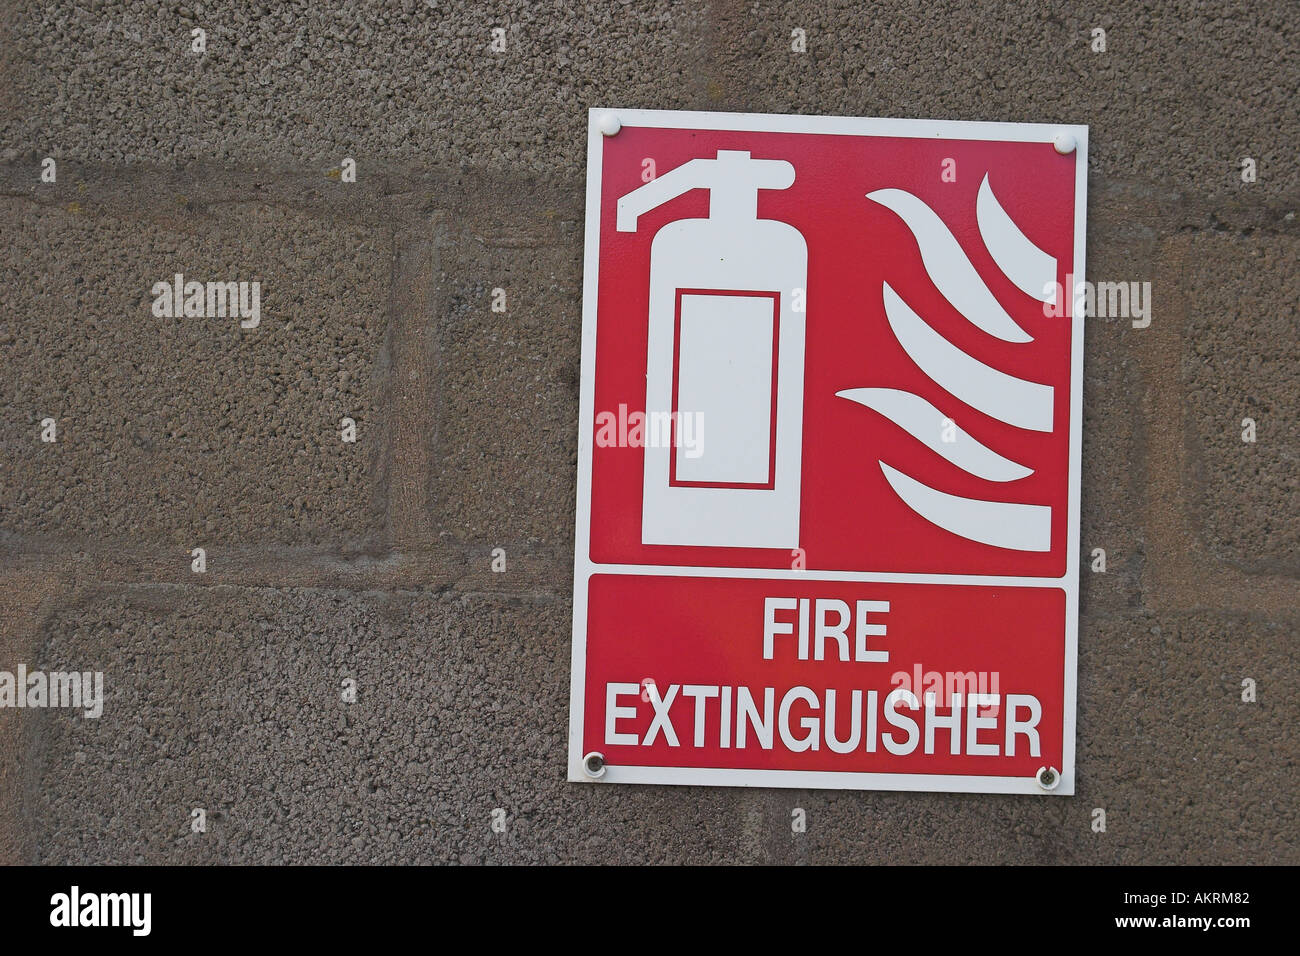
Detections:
1182,232,1299,576
25,586,1296,864
1074,609,1297,864
709,0,1298,198
0,569,62,863
7,2,1291,198
28,586,410,864
0,195,392,547
1078,196,1157,612
1,1,708,175
430,232,581,548
27,586,754,864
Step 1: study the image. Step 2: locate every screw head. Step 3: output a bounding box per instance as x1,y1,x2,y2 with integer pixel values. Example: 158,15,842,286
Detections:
597,113,622,137
1036,766,1061,790
1053,131,1077,155
582,751,607,778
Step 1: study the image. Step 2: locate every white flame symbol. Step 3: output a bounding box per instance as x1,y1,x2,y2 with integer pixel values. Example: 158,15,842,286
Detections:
838,174,1057,552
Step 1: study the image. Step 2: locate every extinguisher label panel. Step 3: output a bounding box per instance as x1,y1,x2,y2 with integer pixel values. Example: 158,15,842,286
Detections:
671,290,779,489
572,109,1088,795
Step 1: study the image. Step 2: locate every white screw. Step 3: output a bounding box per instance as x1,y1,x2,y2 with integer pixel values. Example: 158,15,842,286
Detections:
597,113,622,137
582,751,607,778
1052,131,1077,155
1036,766,1062,790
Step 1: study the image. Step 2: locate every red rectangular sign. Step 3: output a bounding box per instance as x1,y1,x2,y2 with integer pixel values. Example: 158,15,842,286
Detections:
585,575,1065,779
570,109,1087,794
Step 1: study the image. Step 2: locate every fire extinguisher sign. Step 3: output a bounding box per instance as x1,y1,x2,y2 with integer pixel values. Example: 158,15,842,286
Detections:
569,108,1088,795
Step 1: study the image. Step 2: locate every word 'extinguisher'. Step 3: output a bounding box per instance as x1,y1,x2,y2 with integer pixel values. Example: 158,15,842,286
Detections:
617,149,808,549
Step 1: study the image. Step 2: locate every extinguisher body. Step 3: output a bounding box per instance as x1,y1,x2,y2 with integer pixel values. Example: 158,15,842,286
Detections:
641,215,807,549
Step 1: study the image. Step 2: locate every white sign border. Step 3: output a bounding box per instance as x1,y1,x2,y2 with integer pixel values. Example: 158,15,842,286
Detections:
568,108,1088,796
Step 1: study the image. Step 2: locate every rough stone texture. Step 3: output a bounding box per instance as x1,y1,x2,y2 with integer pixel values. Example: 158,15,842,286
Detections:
1181,232,1299,577
0,570,61,863
0,190,391,548
1077,188,1157,614
24,588,1297,864
0,1,706,175
27,587,751,864
1,0,1297,864
3,1,1295,200
430,229,582,549
713,0,1298,201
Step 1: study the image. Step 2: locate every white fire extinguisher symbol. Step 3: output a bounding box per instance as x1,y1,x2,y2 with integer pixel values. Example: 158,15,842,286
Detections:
837,174,1057,552
618,150,808,550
